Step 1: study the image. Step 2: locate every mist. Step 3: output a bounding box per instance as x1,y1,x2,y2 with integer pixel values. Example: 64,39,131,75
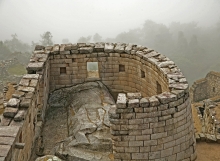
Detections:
0,0,220,43
0,0,220,85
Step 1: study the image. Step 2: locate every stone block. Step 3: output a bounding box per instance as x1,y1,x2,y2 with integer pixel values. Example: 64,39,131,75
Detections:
0,145,11,157
125,44,133,54
149,151,161,160
19,78,30,86
156,92,177,104
104,43,115,53
129,140,143,147
115,43,126,53
14,110,27,121
7,98,20,108
140,97,149,107
128,99,139,108
3,107,18,118
127,92,141,99
19,99,31,108
12,91,25,99
132,153,148,159
27,62,44,71
129,119,143,125
35,45,45,50
79,47,93,53
116,93,127,108
149,96,160,106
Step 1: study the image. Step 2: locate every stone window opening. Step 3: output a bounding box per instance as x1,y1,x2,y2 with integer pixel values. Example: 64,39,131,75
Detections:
213,87,216,92
60,67,66,74
156,81,162,94
141,70,145,78
19,132,22,143
72,58,75,62
119,64,125,72
87,62,99,78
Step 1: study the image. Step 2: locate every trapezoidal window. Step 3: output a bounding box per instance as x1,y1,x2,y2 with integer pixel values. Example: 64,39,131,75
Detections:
119,64,125,72
60,67,66,74
156,81,162,94
213,87,216,93
141,70,145,78
87,62,99,78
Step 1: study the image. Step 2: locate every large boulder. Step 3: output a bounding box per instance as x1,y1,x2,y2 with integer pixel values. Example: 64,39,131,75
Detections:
48,81,115,161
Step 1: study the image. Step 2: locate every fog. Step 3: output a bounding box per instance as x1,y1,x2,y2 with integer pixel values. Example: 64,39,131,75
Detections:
0,0,220,43
0,0,220,85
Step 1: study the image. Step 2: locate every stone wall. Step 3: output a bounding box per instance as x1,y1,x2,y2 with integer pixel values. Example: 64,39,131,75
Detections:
191,71,220,102
0,42,196,161
0,48,50,161
48,43,170,98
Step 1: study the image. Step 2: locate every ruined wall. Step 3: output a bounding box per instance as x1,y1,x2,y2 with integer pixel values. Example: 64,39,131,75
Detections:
191,71,220,102
190,78,207,102
48,43,170,97
0,48,50,161
0,42,196,161
206,71,220,98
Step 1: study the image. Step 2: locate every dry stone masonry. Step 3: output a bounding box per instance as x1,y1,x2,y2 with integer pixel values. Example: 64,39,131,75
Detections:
0,42,196,161
190,71,220,102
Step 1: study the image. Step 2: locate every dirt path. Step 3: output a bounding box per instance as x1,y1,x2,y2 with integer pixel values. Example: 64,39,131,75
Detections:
30,106,68,161
197,142,220,161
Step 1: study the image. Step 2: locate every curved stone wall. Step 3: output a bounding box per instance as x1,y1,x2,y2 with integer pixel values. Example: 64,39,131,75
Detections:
0,42,196,161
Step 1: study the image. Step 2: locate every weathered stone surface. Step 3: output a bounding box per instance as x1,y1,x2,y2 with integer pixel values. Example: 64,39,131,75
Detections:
0,117,12,126
169,83,188,90
128,99,139,108
0,126,20,137
114,43,126,53
0,145,11,157
35,45,45,50
0,136,15,145
94,43,104,52
52,44,60,54
104,43,114,53
125,43,133,54
35,155,62,161
3,107,18,118
127,93,141,99
23,74,39,79
143,51,159,60
7,98,20,107
17,86,35,92
29,79,38,87
156,92,177,104
71,44,78,50
48,82,115,161
149,96,160,106
15,143,25,149
64,44,72,51
116,93,127,108
158,61,175,68
14,110,27,121
19,99,31,108
27,62,44,71
140,97,149,107
79,47,93,53
12,91,25,99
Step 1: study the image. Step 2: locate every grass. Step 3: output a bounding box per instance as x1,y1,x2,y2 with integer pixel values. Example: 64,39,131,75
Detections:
7,64,26,75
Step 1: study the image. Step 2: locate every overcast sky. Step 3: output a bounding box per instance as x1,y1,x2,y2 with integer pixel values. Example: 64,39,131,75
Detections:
0,0,219,44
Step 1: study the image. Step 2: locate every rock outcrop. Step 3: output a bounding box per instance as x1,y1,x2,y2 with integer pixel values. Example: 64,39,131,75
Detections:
48,81,115,161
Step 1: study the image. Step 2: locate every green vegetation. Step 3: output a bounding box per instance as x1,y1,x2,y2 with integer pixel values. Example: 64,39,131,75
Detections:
7,64,26,75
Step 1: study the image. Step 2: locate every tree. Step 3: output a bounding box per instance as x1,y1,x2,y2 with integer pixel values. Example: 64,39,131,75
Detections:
4,34,31,53
93,33,102,42
77,36,91,43
40,31,53,46
62,39,69,44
